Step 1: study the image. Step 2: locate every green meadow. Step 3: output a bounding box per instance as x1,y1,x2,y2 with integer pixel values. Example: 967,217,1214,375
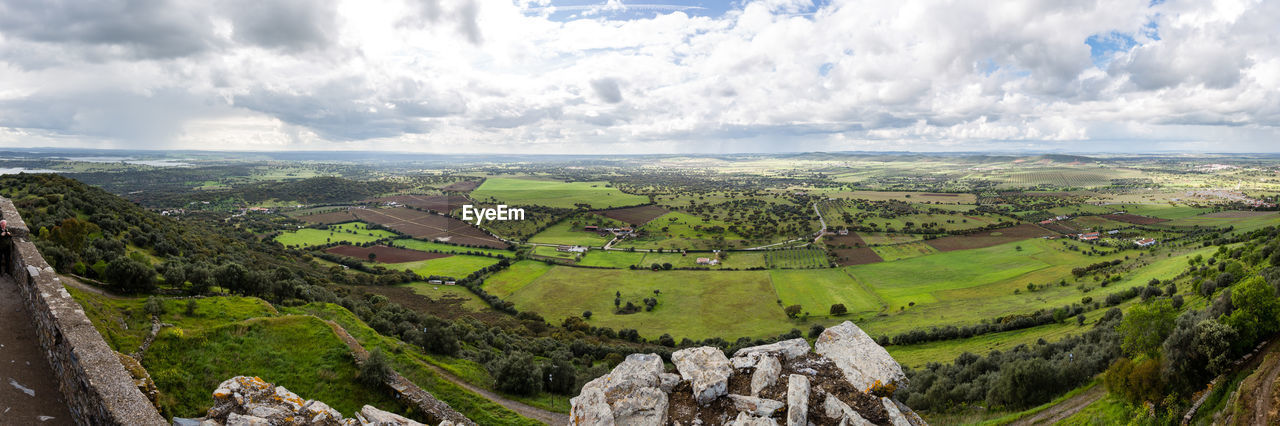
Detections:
1162,211,1280,232
275,222,396,248
501,267,793,339
387,254,501,279
528,219,615,246
872,242,939,262
471,177,648,209
400,281,491,312
483,260,555,297
769,269,881,316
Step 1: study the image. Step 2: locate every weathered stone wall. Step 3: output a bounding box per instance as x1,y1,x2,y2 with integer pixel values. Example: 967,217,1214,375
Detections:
0,197,167,426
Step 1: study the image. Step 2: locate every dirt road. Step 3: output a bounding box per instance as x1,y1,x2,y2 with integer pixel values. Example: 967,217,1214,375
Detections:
1010,384,1105,426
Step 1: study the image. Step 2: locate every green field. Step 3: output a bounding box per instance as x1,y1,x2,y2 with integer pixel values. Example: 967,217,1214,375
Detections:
275,222,396,248
616,211,760,250
471,177,648,209
1115,204,1213,219
528,219,615,246
390,238,512,257
400,281,491,312
387,254,502,279
483,260,555,297
502,267,793,339
531,245,581,261
763,247,829,268
872,242,938,262
1162,211,1280,232
858,232,926,245
819,200,1005,234
769,269,881,317
577,250,649,268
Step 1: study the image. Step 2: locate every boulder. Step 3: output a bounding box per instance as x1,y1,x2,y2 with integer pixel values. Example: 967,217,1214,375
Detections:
750,355,781,396
610,386,669,425
225,413,270,426
786,375,809,426
582,353,665,401
672,347,732,405
196,376,442,426
733,338,810,360
569,387,614,425
815,322,907,392
658,373,681,393
727,394,784,417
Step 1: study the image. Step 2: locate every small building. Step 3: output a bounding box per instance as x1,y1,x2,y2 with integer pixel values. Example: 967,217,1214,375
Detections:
557,245,588,253
696,258,719,265
1078,232,1100,241
428,279,443,285
444,281,457,286
837,229,849,236
584,225,599,231
1107,230,1120,235
1135,238,1157,247
620,227,633,233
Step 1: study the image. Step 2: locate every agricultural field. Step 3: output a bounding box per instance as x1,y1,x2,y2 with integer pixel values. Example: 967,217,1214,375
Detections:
593,205,669,226
857,232,927,245
576,250,649,268
500,267,794,339
470,177,648,209
924,223,1055,252
399,281,491,312
389,238,513,257
823,190,977,203
482,260,555,298
1161,211,1280,232
1116,204,1213,219
769,269,881,316
367,194,468,213
527,215,621,247
386,254,502,279
274,222,396,248
872,242,938,262
615,211,758,250
531,245,580,262
818,199,1006,234
998,168,1117,188
325,244,446,263
349,206,508,248
822,233,884,266
763,247,829,268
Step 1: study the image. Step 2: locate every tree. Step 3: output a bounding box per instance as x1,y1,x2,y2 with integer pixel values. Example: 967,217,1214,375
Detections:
163,264,186,290
829,303,848,316
144,296,164,316
582,310,592,319
543,357,577,395
359,349,393,387
1118,299,1178,358
490,351,542,395
784,304,802,318
368,252,377,262
106,257,156,293
215,263,247,294
186,264,213,295
1226,276,1280,352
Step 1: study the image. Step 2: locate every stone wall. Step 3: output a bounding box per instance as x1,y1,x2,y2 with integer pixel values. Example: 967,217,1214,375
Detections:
0,197,167,426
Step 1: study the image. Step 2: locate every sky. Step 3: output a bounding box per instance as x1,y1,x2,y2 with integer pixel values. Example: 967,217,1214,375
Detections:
0,0,1277,154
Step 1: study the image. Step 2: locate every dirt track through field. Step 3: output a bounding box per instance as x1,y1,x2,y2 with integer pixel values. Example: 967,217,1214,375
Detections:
1010,384,1104,426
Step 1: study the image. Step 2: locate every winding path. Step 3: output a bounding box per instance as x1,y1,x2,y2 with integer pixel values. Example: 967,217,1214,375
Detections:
1010,385,1104,426
322,319,567,425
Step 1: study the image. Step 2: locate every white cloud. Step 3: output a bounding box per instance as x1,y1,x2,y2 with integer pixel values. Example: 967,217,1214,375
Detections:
0,0,1276,153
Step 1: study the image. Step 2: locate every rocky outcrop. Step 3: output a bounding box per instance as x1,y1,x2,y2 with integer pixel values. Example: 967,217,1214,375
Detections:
815,322,908,393
185,376,448,426
569,321,926,425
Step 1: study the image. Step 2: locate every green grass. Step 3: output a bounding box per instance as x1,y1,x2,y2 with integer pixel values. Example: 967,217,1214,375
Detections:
482,260,554,297
504,267,793,340
848,240,1057,307
966,378,1102,426
386,255,501,279
471,177,648,209
400,282,491,312
858,232,926,245
1057,395,1138,425
275,222,397,248
1117,203,1213,219
617,211,762,250
144,315,411,419
887,321,1084,368
528,218,616,246
1162,211,1280,233
390,239,512,257
769,269,880,317
872,242,938,262
764,247,829,268
577,250,649,268
531,245,580,261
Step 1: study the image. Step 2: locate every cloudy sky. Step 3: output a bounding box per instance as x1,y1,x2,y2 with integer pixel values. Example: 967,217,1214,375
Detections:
0,0,1277,154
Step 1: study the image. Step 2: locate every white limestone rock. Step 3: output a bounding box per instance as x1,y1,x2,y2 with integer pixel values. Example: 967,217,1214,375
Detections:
822,393,873,426
729,411,779,426
815,322,907,392
881,397,912,426
786,375,809,426
733,338,810,361
610,386,669,426
569,387,615,426
727,394,784,417
672,347,732,405
750,355,781,396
